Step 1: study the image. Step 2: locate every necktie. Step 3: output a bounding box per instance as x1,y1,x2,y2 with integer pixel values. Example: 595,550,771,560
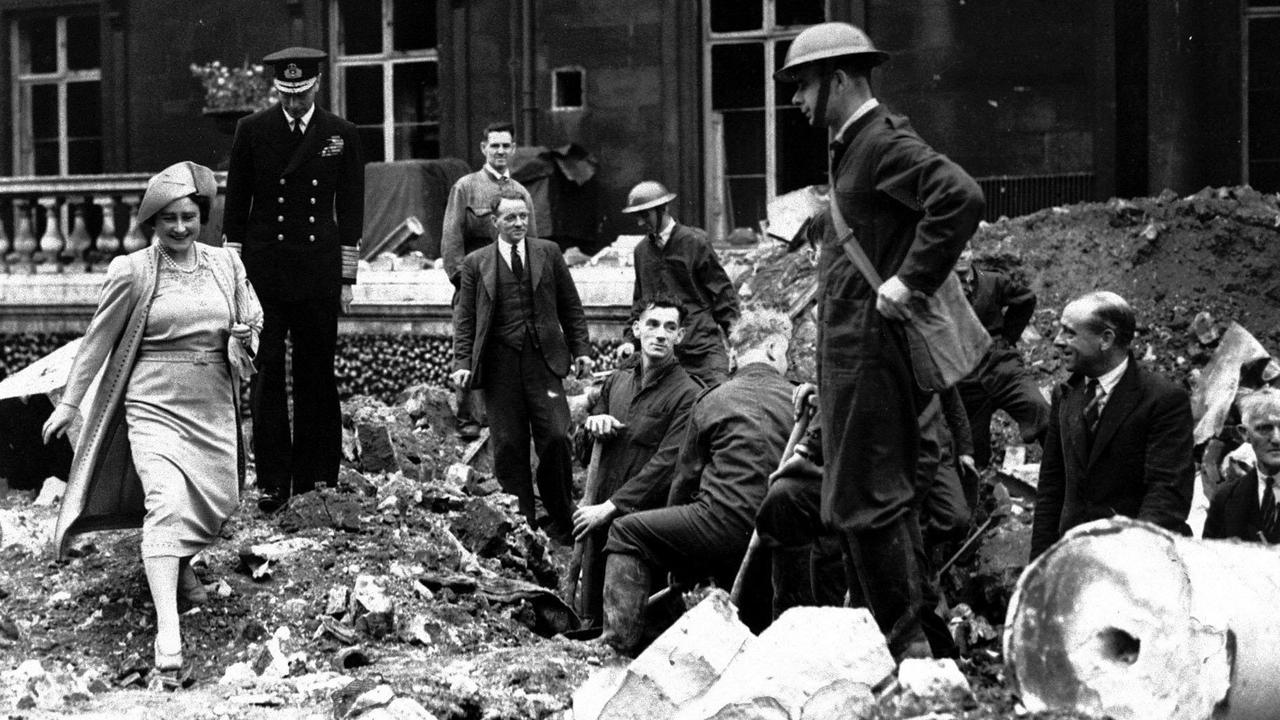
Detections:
292,119,304,140
1083,378,1103,438
510,243,523,279
1263,476,1278,543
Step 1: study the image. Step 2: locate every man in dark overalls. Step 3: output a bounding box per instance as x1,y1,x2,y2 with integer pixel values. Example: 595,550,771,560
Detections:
775,23,984,660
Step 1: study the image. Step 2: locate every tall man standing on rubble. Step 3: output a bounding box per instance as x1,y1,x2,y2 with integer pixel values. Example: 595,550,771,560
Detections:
442,122,538,440
1031,291,1194,558
616,182,740,388
570,294,702,627
775,22,985,660
451,189,593,545
954,249,1049,475
223,47,364,514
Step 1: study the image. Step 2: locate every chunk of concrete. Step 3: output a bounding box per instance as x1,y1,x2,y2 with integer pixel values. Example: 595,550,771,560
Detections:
798,679,875,720
896,658,972,705
350,575,395,640
573,590,754,720
675,606,894,720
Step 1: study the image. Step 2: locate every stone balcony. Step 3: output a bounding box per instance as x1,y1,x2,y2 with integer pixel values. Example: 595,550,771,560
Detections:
0,173,636,337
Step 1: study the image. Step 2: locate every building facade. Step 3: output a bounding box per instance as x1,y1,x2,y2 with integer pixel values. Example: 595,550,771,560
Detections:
0,0,1256,245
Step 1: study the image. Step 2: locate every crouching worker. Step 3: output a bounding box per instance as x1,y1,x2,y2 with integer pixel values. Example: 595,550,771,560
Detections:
598,309,795,654
571,294,702,628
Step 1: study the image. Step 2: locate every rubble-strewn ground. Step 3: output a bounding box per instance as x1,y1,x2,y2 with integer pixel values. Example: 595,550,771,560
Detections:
2,187,1278,718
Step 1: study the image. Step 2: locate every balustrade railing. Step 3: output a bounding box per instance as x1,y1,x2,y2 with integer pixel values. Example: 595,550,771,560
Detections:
0,173,226,274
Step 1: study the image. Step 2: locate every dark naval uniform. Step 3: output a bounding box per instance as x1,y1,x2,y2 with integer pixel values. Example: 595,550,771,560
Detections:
223,52,363,507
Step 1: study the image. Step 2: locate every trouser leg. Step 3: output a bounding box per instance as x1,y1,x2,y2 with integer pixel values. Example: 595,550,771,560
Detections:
290,296,341,493
252,300,291,498
482,343,536,524
522,341,576,538
847,514,931,661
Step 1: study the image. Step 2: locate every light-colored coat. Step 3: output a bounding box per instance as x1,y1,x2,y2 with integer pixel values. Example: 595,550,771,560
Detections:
53,244,261,558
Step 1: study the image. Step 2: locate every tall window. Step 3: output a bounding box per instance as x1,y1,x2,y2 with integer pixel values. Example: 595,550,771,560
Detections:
330,0,439,162
11,12,103,175
1245,5,1280,191
704,0,827,236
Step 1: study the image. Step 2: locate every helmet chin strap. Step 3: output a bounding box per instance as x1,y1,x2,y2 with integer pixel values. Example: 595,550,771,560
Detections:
812,65,834,130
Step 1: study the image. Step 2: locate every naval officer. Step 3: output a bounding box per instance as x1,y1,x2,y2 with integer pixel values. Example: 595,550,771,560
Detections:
223,46,364,513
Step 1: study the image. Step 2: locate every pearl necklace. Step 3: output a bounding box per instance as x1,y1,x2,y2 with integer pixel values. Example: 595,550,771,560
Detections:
159,244,199,274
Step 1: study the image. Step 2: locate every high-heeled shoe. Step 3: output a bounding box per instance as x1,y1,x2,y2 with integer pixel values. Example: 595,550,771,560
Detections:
153,639,183,672
178,564,207,606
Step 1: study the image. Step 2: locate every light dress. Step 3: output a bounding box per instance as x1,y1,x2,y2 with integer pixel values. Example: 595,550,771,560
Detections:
128,249,238,558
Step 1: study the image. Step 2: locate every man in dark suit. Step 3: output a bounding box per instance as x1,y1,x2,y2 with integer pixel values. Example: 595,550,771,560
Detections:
1203,388,1280,543
1031,291,1194,559
451,189,593,543
223,47,364,514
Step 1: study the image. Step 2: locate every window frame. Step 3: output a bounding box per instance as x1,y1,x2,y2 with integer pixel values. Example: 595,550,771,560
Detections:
702,0,827,237
1242,5,1280,188
328,0,440,162
10,11,103,176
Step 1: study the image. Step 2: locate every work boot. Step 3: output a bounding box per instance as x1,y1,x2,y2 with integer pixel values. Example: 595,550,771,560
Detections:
847,517,932,662
771,545,816,620
598,553,651,655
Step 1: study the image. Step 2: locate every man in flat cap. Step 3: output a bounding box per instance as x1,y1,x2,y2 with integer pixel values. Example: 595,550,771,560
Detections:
223,46,365,513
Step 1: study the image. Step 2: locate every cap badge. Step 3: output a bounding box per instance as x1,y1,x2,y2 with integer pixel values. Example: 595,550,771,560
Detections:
284,63,302,80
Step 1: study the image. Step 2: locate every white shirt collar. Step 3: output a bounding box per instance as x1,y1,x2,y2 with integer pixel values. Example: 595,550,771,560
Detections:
284,104,316,133
484,164,511,182
1093,356,1129,399
1258,466,1279,505
653,217,676,248
835,98,880,142
496,237,527,270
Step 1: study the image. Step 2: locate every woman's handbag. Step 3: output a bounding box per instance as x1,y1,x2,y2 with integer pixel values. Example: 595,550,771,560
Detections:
828,187,990,392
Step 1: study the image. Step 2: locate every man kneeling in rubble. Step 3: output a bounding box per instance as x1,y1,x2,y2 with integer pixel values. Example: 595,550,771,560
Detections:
570,294,702,628
597,308,795,653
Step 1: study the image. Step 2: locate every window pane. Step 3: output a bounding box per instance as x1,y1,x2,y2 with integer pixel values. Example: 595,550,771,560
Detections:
343,65,384,125
776,0,825,27
357,127,385,163
710,0,762,33
21,17,58,74
394,0,436,51
339,0,382,55
776,107,828,193
1250,18,1280,189
722,109,765,175
68,139,102,174
711,44,764,110
66,15,100,70
67,81,101,137
31,85,59,140
394,124,439,159
393,61,438,125
727,177,766,229
34,140,59,176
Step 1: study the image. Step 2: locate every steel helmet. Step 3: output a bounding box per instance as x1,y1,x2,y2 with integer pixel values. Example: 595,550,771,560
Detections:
774,22,889,82
621,181,677,214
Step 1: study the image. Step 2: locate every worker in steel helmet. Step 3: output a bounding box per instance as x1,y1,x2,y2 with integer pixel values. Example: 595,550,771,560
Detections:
616,181,740,387
774,22,985,662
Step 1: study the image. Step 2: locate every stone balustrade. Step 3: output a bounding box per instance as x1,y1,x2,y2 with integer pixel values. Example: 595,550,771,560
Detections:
0,173,226,275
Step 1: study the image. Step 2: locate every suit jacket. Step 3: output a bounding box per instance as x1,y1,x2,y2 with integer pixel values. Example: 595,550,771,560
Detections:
223,105,364,302
1203,468,1270,543
1031,357,1195,558
451,237,590,387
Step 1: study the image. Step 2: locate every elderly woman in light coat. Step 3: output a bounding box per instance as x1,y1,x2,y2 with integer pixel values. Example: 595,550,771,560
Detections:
43,161,262,675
